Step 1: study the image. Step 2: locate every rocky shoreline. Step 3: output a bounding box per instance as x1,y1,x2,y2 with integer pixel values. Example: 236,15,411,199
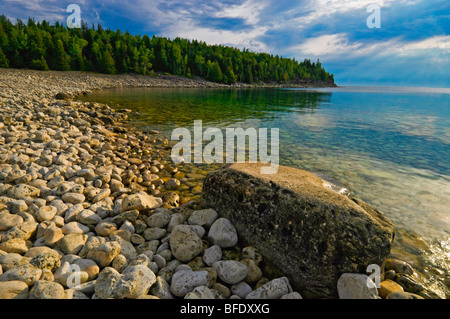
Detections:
0,68,444,299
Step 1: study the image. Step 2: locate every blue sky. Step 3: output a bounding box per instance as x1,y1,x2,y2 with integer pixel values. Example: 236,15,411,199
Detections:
1,0,449,87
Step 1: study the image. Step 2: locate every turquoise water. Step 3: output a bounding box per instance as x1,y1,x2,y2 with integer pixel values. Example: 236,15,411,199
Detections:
79,86,450,271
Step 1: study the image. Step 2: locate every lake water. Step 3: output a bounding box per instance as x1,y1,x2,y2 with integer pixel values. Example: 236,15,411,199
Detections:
79,85,450,287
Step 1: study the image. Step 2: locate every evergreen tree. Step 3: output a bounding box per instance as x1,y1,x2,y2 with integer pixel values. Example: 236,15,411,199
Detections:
0,47,9,68
53,39,70,71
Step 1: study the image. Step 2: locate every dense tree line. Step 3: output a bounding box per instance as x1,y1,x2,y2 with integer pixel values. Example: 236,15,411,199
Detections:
0,16,335,84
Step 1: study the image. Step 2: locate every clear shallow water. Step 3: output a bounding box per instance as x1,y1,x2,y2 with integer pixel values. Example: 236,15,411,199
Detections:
79,86,450,277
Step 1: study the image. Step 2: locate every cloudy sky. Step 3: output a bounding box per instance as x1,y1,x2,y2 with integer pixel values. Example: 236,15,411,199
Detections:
1,0,449,87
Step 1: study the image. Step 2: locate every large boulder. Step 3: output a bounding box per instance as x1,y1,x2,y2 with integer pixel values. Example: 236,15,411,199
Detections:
202,163,395,298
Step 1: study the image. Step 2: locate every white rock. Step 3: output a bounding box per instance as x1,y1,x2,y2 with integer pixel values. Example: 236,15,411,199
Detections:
337,273,380,299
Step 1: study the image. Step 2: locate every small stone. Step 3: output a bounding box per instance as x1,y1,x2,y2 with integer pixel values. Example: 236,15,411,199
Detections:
231,282,253,299
165,178,181,190
62,192,86,204
87,241,121,268
92,188,111,203
29,253,61,272
169,225,203,262
35,206,57,222
246,277,293,299
386,291,425,299
0,281,29,299
240,258,262,283
62,221,90,234
207,218,238,248
73,258,100,281
385,259,414,275
112,254,128,273
143,227,167,241
0,238,29,254
29,280,65,299
9,184,40,199
185,285,217,299
212,283,231,299
78,209,102,225
281,292,303,299
25,246,61,259
146,211,170,228
378,279,404,298
120,192,163,212
0,253,30,272
0,264,42,286
56,233,88,255
394,274,424,293
7,200,28,214
203,245,222,266
150,276,174,299
95,265,156,299
170,269,210,297
44,225,64,246
188,209,219,228
212,260,248,285
95,222,117,237
131,233,145,245
0,211,24,231
337,273,379,299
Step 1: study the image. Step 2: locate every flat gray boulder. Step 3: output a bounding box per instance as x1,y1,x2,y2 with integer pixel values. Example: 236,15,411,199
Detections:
202,163,395,298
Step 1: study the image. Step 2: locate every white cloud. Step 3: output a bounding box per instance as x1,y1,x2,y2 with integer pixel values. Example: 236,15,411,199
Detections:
292,33,450,61
214,0,270,25
165,20,270,51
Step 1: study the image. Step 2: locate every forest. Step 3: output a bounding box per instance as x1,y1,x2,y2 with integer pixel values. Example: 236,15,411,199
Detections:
0,16,335,85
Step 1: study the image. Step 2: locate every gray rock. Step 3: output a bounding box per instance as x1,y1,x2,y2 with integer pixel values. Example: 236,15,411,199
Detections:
146,211,170,228
212,260,248,285
281,292,303,299
231,282,253,299
246,277,293,299
29,280,65,299
203,245,222,266
202,163,395,298
185,286,217,299
150,276,174,299
170,269,210,297
188,209,219,228
169,225,203,262
207,218,238,248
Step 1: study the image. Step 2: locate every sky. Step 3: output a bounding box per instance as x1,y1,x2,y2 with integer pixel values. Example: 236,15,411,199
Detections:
0,0,449,87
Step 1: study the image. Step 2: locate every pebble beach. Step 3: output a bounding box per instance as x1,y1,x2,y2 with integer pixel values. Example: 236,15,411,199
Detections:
0,68,446,299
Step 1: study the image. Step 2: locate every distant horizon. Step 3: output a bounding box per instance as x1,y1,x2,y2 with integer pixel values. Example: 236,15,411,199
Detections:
1,0,448,87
